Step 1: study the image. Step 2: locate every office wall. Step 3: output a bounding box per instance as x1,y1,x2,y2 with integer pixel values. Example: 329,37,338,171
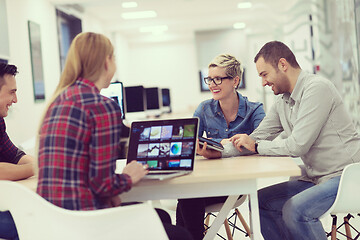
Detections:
1,0,314,148
314,0,360,129
5,0,60,147
4,0,358,149
0,0,10,59
195,29,264,107
125,39,204,113
118,29,268,114
4,0,105,148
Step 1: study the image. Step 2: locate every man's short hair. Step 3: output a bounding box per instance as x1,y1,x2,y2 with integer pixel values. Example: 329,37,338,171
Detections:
208,54,243,80
254,41,300,69
0,63,18,89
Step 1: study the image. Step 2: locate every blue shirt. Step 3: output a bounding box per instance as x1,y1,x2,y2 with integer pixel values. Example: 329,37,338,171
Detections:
194,92,265,142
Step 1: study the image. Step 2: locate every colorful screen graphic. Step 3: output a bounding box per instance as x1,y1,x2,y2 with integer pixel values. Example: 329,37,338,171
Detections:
128,118,198,170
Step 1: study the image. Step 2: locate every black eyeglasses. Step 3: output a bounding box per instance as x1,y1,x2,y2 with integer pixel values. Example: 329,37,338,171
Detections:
203,76,232,86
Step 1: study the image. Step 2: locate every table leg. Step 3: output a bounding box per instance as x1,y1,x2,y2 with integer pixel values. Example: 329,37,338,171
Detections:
203,195,238,240
248,189,262,240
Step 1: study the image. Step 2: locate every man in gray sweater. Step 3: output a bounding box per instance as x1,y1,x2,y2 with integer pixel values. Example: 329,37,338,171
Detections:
197,41,360,240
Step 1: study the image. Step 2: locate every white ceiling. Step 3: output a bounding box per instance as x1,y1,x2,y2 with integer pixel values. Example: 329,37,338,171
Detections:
49,0,301,42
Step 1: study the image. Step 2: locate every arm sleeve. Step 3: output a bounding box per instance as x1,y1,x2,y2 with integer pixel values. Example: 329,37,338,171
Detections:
221,143,256,158
88,101,132,198
250,103,266,131
194,105,223,143
13,149,26,164
193,104,205,137
250,100,283,142
0,120,21,164
254,82,334,156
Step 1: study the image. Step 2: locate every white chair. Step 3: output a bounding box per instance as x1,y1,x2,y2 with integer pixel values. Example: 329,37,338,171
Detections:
0,180,168,240
320,163,360,240
204,195,251,239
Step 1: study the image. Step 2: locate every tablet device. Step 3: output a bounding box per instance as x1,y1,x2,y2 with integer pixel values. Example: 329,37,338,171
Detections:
198,136,224,152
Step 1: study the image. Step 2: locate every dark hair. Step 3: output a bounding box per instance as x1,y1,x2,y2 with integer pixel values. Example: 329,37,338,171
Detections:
0,63,18,77
254,41,300,69
0,63,18,89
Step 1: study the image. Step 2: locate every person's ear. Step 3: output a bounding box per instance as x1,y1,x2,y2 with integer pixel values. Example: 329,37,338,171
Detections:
104,55,111,71
278,58,288,72
233,76,240,89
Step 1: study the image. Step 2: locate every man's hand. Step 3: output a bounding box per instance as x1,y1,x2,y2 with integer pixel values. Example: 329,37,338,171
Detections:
122,160,149,185
196,141,221,159
220,138,231,145
229,134,256,152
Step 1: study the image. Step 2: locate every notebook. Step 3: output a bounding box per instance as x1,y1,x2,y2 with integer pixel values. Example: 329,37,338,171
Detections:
127,117,199,180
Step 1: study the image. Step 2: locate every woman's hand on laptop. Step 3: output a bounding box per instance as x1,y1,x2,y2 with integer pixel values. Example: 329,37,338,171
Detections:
196,141,221,159
122,160,149,184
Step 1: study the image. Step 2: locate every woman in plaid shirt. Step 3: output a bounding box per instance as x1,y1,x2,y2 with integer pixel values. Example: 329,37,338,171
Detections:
37,32,192,240
37,32,147,210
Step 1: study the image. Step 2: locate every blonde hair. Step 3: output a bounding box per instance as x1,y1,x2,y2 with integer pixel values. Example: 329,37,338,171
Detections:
40,32,114,127
54,32,114,100
36,32,114,172
208,54,243,87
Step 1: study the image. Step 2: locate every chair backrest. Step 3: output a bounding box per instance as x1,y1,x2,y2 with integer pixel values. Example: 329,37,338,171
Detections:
322,163,360,216
0,180,168,240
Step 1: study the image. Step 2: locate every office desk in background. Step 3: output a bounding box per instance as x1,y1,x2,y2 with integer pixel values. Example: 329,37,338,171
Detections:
17,155,300,240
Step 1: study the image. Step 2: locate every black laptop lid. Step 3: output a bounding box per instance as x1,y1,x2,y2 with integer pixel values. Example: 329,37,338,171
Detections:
127,118,199,171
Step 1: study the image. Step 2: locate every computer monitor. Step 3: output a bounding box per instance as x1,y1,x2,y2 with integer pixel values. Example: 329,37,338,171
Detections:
161,88,171,113
124,85,147,120
100,81,125,119
145,87,162,117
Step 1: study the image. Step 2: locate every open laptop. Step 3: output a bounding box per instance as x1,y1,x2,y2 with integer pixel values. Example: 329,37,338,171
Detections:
127,117,199,180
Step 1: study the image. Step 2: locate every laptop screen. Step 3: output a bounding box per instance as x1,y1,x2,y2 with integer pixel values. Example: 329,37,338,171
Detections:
127,118,199,171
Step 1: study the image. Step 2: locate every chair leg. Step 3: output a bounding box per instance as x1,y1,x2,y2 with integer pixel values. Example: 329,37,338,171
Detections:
331,215,337,240
235,208,251,237
204,214,210,235
224,219,234,240
344,214,353,240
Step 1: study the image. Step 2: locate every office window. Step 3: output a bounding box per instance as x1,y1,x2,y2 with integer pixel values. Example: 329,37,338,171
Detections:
56,9,82,71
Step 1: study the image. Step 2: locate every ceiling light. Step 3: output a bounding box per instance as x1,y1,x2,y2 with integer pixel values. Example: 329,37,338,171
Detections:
233,22,246,29
139,25,168,33
122,2,138,8
121,11,157,20
237,2,252,9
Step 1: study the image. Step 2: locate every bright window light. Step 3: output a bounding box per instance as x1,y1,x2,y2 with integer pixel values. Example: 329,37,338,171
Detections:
121,11,157,19
233,22,246,29
139,25,168,33
237,2,252,9
122,2,138,8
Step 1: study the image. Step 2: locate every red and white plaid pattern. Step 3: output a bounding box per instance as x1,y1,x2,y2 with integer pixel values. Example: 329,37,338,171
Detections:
37,78,132,210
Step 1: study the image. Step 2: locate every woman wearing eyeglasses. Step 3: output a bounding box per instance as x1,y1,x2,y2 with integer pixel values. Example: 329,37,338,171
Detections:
197,54,265,145
176,54,265,240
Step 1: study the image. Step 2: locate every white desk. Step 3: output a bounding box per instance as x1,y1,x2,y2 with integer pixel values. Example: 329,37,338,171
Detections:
120,155,301,240
18,155,300,240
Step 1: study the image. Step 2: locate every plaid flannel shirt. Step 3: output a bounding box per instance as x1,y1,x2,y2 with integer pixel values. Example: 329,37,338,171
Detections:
37,79,132,210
